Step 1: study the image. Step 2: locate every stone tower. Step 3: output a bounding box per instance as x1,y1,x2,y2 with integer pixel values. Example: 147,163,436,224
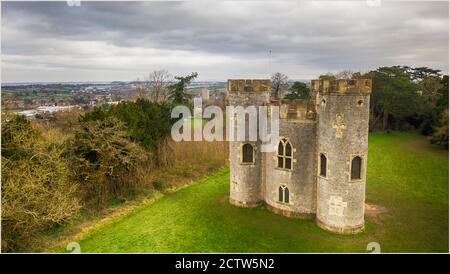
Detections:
313,79,372,233
227,77,371,234
228,79,271,207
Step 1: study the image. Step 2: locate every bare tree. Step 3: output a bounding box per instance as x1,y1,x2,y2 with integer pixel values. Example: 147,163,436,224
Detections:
147,70,172,102
319,70,356,80
319,73,336,80
271,72,289,99
132,78,148,100
334,70,355,79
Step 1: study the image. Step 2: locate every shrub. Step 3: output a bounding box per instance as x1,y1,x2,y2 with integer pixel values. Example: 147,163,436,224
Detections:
68,117,149,208
49,108,83,133
430,109,449,149
1,114,80,251
81,99,173,165
1,114,40,159
152,178,167,191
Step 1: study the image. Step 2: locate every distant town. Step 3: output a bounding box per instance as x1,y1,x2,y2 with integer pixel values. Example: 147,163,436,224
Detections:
1,81,228,119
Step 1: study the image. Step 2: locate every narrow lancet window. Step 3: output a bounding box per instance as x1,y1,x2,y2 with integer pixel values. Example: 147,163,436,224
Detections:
351,156,362,180
242,143,254,163
320,153,327,177
278,185,289,203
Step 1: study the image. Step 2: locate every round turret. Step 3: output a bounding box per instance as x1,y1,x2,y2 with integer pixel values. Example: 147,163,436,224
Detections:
314,79,371,233
227,79,270,207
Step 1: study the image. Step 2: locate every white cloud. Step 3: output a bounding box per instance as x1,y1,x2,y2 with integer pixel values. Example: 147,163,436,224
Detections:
1,1,448,82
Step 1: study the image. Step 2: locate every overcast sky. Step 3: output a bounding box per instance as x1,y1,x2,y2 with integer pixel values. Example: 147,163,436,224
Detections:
1,1,449,83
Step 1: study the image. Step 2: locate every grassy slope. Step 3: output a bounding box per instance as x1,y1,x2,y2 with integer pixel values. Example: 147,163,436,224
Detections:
75,133,448,253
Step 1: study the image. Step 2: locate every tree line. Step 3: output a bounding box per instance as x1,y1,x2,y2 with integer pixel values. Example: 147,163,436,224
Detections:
272,66,449,149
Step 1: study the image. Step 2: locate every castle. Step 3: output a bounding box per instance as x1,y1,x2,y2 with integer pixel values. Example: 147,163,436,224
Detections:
227,78,371,234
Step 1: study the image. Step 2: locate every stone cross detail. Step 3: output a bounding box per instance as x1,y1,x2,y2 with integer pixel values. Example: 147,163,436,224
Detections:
327,195,348,217
332,114,346,138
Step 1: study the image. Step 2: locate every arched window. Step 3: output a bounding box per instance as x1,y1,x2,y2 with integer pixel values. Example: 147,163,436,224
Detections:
278,185,289,203
278,186,283,202
277,138,293,170
351,156,362,180
320,153,327,177
242,143,254,163
284,187,289,203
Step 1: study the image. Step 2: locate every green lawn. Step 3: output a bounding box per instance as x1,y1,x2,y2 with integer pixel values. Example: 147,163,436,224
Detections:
73,133,448,253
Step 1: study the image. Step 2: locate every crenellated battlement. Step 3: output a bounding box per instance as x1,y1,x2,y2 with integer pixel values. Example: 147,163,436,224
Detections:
228,79,271,92
269,99,316,121
311,79,371,95
228,74,371,234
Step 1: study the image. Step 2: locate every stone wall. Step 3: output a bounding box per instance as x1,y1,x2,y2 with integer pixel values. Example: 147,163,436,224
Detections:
228,81,270,207
315,92,370,233
263,120,317,217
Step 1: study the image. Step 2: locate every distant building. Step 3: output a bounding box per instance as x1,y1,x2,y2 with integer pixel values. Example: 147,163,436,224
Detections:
16,105,81,120
37,105,79,113
16,110,38,119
